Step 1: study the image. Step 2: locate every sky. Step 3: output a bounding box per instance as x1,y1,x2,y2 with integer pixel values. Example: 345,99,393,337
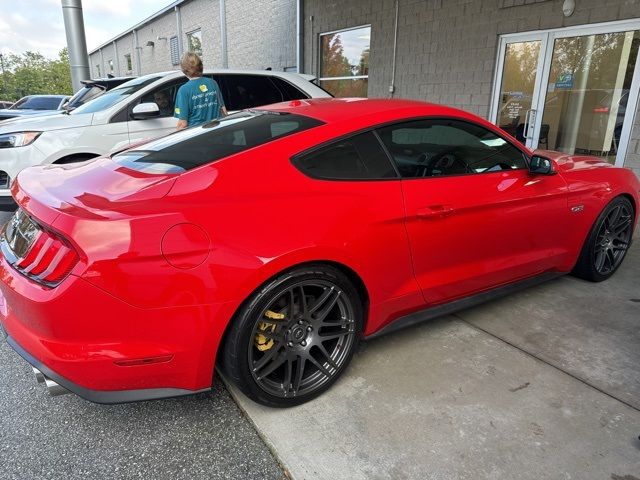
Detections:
0,0,175,59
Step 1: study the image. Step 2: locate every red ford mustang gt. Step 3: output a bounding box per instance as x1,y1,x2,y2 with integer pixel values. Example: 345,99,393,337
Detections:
0,98,638,407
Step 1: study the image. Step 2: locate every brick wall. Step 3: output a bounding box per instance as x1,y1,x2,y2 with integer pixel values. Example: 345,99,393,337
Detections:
226,0,297,70
303,0,640,174
90,0,297,75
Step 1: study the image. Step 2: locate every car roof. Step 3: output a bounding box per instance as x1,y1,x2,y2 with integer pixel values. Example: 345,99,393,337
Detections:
256,98,478,124
21,94,69,99
145,69,316,82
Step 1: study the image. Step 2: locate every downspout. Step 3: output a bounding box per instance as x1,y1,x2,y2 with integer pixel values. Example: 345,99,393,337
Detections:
389,0,399,97
99,48,104,77
113,41,119,76
133,29,142,75
220,0,228,68
175,5,183,58
296,0,304,73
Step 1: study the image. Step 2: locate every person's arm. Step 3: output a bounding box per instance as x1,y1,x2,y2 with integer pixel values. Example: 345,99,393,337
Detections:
174,85,189,130
215,82,227,118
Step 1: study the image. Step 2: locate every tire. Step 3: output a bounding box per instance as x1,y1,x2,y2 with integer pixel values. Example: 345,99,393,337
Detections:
572,196,635,282
221,264,363,407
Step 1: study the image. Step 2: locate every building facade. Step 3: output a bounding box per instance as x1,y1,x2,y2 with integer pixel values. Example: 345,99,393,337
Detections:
303,0,640,174
89,0,297,78
90,0,640,174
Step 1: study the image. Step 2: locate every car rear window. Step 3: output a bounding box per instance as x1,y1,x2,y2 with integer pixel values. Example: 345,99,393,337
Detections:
12,96,62,110
113,111,323,173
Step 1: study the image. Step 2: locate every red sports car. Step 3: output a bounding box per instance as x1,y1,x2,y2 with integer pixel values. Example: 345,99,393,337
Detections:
0,98,638,407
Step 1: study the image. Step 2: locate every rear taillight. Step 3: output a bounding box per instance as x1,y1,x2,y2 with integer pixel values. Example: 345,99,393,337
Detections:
1,209,78,287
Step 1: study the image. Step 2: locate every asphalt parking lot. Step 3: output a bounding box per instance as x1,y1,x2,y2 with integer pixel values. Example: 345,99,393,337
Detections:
0,347,285,480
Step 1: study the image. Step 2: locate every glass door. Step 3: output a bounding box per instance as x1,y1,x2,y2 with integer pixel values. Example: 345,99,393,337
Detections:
491,21,640,167
536,30,640,165
492,35,547,149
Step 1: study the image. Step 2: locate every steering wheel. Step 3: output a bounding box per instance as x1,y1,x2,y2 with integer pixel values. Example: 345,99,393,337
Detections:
420,150,471,177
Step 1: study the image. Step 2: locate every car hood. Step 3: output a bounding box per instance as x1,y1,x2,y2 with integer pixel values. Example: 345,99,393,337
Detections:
13,156,177,221
0,111,92,133
535,149,614,173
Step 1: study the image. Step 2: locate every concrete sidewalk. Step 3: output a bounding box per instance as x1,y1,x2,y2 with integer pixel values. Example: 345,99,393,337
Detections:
228,245,640,480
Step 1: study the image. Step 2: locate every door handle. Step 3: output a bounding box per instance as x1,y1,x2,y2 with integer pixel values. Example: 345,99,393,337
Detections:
416,205,455,219
524,109,537,139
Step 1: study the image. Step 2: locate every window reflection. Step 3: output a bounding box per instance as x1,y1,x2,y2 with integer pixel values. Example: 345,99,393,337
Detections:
319,26,370,97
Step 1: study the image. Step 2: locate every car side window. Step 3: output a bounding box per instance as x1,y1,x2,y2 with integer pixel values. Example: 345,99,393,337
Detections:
135,79,188,118
269,77,309,101
216,74,283,111
376,119,528,178
293,131,397,180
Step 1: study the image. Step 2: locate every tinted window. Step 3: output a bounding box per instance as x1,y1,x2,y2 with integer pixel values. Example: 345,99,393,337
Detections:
270,77,309,101
377,119,527,178
218,74,284,111
293,131,397,180
131,79,187,118
12,96,63,110
66,85,105,109
113,112,323,173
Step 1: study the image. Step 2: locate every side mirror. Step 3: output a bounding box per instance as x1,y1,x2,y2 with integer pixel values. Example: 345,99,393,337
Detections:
529,155,555,175
131,102,160,120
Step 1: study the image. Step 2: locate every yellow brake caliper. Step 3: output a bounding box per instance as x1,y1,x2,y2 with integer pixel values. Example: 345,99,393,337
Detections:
255,310,285,351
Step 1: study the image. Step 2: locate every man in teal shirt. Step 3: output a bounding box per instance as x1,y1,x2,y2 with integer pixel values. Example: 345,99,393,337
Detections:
174,53,227,130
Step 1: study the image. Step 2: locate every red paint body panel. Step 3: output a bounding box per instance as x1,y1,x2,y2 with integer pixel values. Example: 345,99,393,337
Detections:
0,98,638,398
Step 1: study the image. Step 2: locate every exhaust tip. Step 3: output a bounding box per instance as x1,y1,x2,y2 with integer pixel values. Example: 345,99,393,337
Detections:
44,378,70,397
32,367,46,384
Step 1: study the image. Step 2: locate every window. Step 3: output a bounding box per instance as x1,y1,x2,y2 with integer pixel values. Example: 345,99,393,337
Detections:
269,77,308,101
319,25,370,98
293,131,396,180
376,119,528,178
113,112,323,173
186,29,202,57
135,79,188,118
214,74,284,111
124,53,132,72
95,64,101,77
170,36,180,65
108,59,114,74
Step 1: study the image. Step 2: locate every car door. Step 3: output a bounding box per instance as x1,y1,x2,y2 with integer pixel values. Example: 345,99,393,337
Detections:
376,118,571,305
126,79,187,144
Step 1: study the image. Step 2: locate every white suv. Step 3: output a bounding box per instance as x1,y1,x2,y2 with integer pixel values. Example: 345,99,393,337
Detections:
0,69,331,206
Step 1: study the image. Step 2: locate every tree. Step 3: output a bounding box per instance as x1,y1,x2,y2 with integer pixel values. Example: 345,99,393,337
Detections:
0,49,72,101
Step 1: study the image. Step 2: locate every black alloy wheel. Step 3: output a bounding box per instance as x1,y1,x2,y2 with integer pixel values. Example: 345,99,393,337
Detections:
573,196,635,282
221,265,362,407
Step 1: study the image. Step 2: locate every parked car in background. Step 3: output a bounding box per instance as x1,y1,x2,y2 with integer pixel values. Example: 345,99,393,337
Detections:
0,99,637,407
63,76,136,112
0,95,70,122
0,69,331,207
0,101,14,109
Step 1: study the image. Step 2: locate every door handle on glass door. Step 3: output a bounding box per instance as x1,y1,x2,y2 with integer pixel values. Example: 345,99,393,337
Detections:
416,205,455,219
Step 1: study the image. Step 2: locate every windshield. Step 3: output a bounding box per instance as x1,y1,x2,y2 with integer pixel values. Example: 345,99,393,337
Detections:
66,85,105,110
113,111,323,174
11,96,63,110
72,74,163,114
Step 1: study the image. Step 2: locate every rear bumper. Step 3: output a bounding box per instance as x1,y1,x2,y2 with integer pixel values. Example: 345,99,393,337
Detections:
5,334,209,404
0,253,230,403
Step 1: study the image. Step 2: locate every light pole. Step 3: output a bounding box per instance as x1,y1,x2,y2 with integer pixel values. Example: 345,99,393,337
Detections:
61,0,90,92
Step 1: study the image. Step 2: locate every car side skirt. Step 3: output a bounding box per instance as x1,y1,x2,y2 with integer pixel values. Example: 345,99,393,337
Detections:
6,335,210,404
366,271,564,340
